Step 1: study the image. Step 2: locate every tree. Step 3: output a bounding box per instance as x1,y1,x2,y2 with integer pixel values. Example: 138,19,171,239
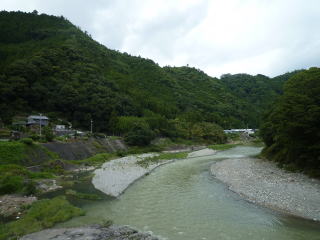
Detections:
124,122,155,146
43,126,54,142
190,122,227,143
260,67,320,174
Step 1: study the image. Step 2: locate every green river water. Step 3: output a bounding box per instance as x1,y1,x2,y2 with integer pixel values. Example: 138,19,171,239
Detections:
61,146,320,240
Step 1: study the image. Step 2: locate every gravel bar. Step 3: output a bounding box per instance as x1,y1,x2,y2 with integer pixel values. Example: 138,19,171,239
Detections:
92,153,174,197
210,158,320,221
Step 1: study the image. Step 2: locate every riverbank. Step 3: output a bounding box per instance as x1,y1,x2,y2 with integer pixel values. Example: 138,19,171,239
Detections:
210,157,320,221
93,153,163,197
20,224,159,240
92,148,215,197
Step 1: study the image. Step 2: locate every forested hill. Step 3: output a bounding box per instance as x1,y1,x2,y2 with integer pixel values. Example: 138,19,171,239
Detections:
260,67,320,175
0,11,296,136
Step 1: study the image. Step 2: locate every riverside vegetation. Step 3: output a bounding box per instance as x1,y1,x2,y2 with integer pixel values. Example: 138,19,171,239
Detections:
260,68,320,177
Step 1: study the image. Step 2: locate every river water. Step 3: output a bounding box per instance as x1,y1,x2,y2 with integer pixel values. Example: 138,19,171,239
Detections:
61,146,320,239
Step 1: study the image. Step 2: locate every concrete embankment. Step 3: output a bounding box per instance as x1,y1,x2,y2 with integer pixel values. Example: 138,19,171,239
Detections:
43,138,127,160
211,157,320,221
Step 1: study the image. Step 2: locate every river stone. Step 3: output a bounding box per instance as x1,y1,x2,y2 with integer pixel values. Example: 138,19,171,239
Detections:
20,225,159,240
211,157,320,221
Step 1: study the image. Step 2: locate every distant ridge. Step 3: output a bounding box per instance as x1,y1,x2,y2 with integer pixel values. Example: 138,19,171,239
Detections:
0,10,298,135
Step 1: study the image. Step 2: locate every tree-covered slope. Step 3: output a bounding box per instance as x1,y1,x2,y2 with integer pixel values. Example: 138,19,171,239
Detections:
218,72,298,127
0,11,295,136
260,67,320,175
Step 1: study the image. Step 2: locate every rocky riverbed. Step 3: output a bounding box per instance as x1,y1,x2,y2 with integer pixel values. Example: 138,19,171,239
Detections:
210,157,320,221
20,224,159,240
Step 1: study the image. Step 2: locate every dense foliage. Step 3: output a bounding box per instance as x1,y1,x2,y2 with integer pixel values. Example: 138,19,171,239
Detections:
0,11,294,144
260,68,320,175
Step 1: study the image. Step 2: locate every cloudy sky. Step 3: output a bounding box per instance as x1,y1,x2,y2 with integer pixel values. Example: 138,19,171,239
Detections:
2,0,320,77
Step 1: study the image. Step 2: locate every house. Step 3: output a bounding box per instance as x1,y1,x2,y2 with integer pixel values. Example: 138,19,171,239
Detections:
54,124,77,137
27,115,49,126
55,125,66,131
224,129,256,135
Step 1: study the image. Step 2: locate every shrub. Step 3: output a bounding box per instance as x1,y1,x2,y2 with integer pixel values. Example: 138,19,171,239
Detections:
124,123,155,146
20,137,33,145
116,150,126,157
30,134,40,141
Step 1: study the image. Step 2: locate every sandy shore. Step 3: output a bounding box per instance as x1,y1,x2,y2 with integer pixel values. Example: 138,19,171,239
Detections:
210,158,320,221
92,148,216,197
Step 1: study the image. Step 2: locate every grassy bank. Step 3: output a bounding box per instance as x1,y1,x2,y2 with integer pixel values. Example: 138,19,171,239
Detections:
0,140,58,166
0,196,84,240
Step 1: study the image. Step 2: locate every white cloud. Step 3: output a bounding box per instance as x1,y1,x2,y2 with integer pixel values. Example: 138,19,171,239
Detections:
1,0,320,77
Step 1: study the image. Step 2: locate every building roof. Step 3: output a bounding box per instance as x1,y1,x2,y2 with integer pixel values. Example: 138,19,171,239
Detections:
28,115,49,120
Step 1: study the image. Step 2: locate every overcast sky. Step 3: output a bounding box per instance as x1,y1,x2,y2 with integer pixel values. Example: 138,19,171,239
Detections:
2,0,320,77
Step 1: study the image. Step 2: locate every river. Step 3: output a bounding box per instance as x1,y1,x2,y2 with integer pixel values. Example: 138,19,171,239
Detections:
60,146,320,239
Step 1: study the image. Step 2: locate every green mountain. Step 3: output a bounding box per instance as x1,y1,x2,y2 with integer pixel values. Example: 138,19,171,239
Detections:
0,11,296,138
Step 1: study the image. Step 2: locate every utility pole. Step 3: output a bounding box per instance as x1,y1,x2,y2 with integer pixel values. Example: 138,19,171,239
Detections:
39,113,42,136
90,119,93,134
